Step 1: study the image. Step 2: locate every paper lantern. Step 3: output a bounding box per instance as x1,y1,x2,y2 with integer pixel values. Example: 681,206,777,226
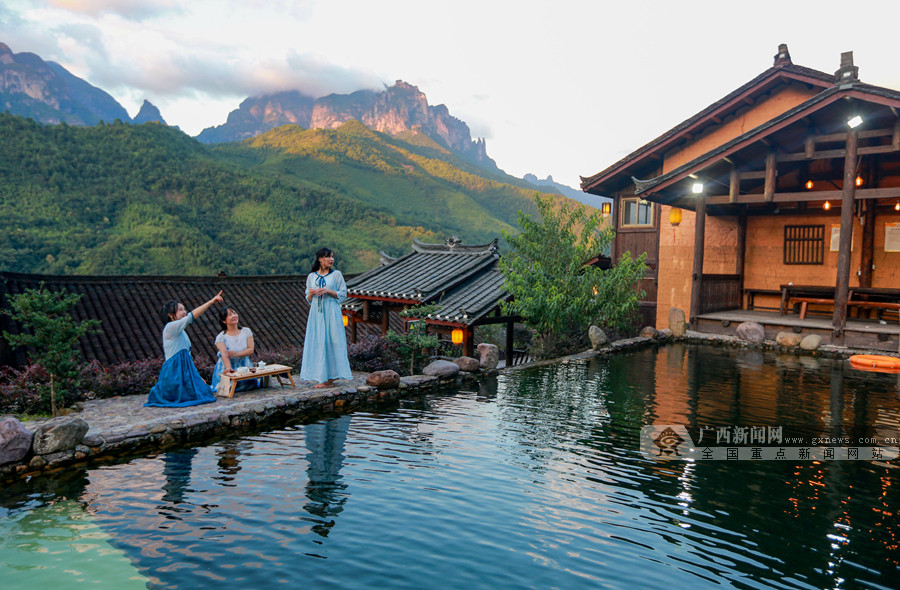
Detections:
669,207,682,225
451,328,464,345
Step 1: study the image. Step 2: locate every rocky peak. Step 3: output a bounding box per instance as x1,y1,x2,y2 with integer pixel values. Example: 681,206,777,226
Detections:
197,81,497,172
133,99,167,124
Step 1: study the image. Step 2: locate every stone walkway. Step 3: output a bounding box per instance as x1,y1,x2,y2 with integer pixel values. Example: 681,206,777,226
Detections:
22,371,370,439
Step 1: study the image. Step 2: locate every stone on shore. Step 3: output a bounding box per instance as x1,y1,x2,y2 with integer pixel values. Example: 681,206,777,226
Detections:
366,370,401,390
736,321,765,343
0,417,34,465
800,335,823,351
476,343,499,370
453,356,480,372
589,326,608,350
639,326,659,339
32,417,89,455
776,331,802,347
423,360,460,378
668,308,687,336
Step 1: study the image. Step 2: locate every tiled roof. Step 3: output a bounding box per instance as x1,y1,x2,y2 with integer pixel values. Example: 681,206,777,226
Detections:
423,265,508,325
346,238,500,302
344,237,509,326
0,272,385,367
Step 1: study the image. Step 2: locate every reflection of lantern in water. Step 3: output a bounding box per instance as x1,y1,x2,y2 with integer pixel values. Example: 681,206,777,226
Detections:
451,328,464,345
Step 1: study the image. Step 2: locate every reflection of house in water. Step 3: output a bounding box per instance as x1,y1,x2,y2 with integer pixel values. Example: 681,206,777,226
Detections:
304,415,352,536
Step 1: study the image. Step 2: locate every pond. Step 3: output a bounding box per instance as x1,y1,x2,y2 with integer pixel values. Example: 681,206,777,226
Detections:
1,343,899,589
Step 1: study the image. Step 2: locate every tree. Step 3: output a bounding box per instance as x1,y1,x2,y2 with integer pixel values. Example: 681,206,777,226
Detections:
499,194,646,358
2,285,100,416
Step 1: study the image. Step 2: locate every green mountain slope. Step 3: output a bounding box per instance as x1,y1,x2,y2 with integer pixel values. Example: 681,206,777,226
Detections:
0,114,572,276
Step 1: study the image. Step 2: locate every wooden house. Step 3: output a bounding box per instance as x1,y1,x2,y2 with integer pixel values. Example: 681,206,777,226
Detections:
342,237,519,359
581,45,900,351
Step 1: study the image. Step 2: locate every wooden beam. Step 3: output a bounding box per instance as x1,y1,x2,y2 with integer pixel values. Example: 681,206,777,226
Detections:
704,186,900,206
805,135,815,158
738,170,767,180
764,152,776,202
689,195,706,325
832,128,858,336
893,119,900,149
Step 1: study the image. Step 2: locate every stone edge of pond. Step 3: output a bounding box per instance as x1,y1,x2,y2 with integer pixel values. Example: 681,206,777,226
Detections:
0,371,486,484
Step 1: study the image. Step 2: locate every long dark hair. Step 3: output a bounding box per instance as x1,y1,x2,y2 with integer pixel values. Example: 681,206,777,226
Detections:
218,307,241,334
160,300,180,324
311,247,334,272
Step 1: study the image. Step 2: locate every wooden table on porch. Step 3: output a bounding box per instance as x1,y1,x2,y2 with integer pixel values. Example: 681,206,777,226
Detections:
216,363,296,398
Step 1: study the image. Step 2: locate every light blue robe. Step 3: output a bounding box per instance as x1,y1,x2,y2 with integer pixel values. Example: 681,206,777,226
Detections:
146,312,216,407
300,270,353,383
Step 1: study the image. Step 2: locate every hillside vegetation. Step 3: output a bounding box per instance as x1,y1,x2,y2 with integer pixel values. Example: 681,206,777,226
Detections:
0,114,576,276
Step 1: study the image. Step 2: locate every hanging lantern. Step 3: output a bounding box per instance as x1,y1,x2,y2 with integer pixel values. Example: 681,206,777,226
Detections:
669,207,682,225
823,201,831,210
855,175,864,187
895,201,900,211
805,179,814,190
601,202,611,217
342,314,349,327
451,328,464,345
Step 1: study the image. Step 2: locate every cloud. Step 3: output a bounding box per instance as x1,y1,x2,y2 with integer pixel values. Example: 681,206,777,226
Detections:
46,0,182,20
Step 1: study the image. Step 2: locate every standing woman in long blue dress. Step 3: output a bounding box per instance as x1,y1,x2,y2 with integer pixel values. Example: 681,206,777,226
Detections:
146,291,223,407
300,248,353,389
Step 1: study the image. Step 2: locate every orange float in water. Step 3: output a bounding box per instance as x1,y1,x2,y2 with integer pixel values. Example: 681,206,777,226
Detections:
849,355,900,373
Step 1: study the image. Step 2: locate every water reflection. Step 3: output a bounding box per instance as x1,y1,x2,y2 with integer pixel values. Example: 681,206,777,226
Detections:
303,415,351,535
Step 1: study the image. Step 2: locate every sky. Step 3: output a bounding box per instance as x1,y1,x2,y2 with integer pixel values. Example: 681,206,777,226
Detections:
3,0,900,189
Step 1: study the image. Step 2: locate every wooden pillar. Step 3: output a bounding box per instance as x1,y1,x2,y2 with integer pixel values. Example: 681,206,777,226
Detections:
832,128,858,335
506,319,515,366
729,166,739,203
736,208,747,297
350,317,357,343
463,327,474,358
763,151,777,202
381,305,390,335
689,194,706,325
860,200,876,288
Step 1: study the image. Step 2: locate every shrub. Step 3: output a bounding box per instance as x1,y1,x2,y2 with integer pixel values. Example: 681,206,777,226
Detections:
0,364,51,416
348,336,402,373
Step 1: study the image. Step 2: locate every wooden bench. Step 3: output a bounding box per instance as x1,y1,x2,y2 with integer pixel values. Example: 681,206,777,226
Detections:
745,288,781,311
216,363,296,398
848,301,900,324
788,297,834,319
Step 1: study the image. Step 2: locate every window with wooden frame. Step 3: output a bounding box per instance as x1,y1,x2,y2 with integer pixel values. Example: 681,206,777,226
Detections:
784,225,825,265
620,198,654,227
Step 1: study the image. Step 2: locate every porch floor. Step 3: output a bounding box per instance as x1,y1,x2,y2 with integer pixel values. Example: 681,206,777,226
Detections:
695,309,900,352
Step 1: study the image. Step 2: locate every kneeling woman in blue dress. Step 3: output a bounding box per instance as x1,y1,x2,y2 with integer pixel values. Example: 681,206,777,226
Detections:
211,307,259,392
145,291,223,408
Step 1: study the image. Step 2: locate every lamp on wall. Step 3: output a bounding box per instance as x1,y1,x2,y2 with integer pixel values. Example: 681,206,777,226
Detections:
669,207,682,225
451,328,464,345
691,182,704,194
847,115,863,128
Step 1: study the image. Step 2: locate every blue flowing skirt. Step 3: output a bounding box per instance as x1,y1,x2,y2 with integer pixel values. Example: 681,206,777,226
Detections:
211,354,259,392
145,349,217,408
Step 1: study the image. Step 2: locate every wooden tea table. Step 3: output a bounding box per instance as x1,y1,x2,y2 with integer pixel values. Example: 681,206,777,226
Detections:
216,363,296,398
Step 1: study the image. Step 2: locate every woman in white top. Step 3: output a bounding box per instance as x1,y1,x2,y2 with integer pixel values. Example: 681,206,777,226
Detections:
211,307,259,392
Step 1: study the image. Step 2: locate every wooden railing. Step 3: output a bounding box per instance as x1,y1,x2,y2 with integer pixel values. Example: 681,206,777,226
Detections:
700,274,742,313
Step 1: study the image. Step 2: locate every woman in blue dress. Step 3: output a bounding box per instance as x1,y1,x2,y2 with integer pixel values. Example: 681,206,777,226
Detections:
211,307,259,392
145,291,223,407
300,247,353,388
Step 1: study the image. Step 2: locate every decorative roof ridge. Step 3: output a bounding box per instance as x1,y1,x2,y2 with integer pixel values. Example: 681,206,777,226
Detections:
411,236,499,255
